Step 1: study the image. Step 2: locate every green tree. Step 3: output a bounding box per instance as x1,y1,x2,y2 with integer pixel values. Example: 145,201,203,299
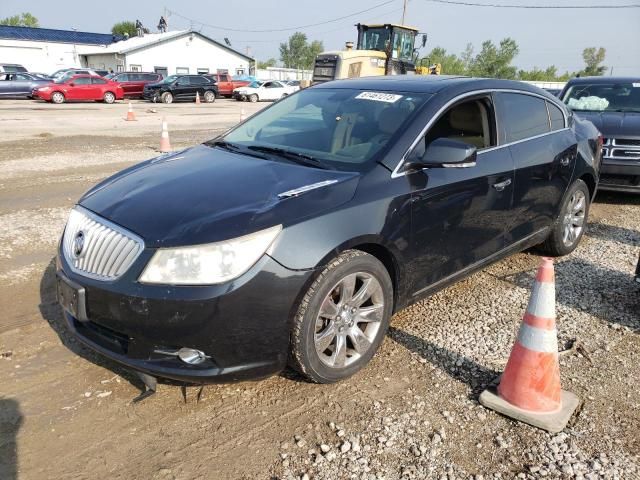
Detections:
257,58,277,69
518,65,560,81
580,47,606,76
279,32,324,70
0,12,39,27
111,21,137,38
467,38,519,79
421,47,467,75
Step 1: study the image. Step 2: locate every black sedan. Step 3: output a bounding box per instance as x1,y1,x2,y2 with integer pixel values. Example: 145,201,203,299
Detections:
56,76,600,386
0,72,50,98
142,74,218,104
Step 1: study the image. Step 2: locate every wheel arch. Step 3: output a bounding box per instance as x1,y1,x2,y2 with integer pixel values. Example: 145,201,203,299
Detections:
578,172,597,201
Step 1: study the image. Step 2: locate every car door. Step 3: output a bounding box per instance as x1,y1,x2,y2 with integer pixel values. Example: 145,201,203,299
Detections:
0,73,15,96
261,81,280,100
174,76,192,99
64,76,92,100
407,93,516,296
190,76,209,97
494,92,576,244
114,73,131,95
91,77,109,99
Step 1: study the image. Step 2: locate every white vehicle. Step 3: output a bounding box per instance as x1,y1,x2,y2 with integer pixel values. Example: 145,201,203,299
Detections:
233,80,297,102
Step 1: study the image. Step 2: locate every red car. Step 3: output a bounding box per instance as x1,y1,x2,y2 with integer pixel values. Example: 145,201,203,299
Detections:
33,74,124,104
110,72,163,98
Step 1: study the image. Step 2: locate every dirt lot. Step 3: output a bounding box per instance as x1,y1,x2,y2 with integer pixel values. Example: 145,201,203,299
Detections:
0,98,638,480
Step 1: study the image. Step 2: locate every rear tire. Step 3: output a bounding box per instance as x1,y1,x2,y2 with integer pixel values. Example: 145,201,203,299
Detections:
248,94,258,103
161,92,173,104
51,91,65,104
538,179,590,256
203,90,216,103
103,91,115,104
289,250,393,384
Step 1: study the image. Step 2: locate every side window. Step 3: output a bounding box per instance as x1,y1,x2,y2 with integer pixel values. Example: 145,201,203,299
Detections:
497,92,550,143
16,74,29,81
176,76,190,86
414,97,496,158
191,76,208,85
92,78,107,84
547,101,565,131
73,77,92,85
116,74,129,82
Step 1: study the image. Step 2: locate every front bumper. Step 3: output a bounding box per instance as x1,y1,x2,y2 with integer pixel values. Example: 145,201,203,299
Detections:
57,252,313,384
143,89,160,100
598,159,640,193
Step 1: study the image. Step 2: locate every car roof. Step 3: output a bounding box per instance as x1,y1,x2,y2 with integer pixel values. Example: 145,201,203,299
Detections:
312,75,553,96
564,76,640,85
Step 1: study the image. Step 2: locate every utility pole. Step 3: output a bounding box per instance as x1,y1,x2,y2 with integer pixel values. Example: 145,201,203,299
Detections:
401,0,408,25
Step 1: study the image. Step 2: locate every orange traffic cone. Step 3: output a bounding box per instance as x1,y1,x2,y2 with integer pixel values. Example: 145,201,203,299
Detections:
479,257,580,433
125,101,136,121
195,91,201,104
159,118,171,153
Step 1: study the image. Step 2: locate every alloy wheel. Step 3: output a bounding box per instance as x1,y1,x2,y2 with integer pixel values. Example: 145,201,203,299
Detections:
104,92,115,104
204,91,215,103
314,272,384,369
562,190,586,247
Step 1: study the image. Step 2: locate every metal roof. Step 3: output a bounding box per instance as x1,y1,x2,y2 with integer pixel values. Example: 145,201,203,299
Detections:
0,25,121,45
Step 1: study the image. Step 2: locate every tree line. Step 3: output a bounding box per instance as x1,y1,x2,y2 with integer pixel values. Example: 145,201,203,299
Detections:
422,38,608,81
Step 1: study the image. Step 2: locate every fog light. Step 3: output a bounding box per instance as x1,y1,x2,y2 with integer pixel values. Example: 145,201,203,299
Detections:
177,348,208,365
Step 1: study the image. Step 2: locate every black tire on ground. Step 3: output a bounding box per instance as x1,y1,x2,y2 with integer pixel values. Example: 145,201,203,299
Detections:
248,94,258,103
203,90,216,103
161,92,173,104
289,250,393,384
51,91,65,104
103,91,115,104
538,179,590,257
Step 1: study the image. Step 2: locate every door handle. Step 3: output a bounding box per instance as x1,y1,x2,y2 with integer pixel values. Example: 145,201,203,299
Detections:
492,178,512,191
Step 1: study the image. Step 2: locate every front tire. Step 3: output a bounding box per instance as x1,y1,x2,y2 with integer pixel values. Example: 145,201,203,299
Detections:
289,250,393,383
103,91,115,104
51,91,65,104
539,179,590,256
161,92,173,104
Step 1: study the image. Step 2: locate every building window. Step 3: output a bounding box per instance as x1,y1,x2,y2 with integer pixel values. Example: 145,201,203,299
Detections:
176,67,189,74
236,68,245,75
116,64,124,72
130,64,142,72
217,69,229,74
197,68,209,74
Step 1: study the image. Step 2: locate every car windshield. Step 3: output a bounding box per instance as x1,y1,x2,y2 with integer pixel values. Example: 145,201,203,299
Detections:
248,81,263,88
219,88,430,172
162,75,179,84
562,82,640,113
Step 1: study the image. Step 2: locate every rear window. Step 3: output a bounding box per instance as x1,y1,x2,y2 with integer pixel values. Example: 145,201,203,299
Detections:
72,77,92,85
497,92,550,143
190,76,209,85
92,78,107,84
547,101,565,131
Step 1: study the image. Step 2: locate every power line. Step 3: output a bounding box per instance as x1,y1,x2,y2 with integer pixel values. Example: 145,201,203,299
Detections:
425,0,640,8
167,0,397,33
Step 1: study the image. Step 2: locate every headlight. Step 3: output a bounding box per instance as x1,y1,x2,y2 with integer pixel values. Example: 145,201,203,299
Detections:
139,225,282,285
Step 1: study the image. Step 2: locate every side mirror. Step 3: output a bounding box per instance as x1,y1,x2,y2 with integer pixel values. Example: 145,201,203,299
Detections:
68,82,75,87
405,138,477,171
422,34,427,48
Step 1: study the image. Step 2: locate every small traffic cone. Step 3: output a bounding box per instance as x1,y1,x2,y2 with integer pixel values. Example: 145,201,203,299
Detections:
195,91,201,104
125,101,136,121
240,108,247,122
159,118,171,153
479,257,580,433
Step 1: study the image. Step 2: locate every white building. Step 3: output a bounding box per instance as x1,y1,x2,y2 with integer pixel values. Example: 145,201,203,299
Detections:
0,26,254,77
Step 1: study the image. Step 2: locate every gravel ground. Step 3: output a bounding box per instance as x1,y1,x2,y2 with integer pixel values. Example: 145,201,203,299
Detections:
0,100,638,480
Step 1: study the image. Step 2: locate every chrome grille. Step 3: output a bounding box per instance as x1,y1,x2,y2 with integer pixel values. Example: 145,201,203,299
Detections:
603,138,640,160
62,207,144,280
613,138,640,147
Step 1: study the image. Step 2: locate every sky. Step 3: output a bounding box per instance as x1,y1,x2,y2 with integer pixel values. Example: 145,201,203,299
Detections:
2,0,640,75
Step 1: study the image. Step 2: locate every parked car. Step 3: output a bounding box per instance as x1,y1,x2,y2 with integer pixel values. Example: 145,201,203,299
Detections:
50,68,99,81
560,76,640,193
0,72,50,98
544,88,561,97
233,80,297,102
33,74,124,104
110,72,163,98
55,76,600,386
143,74,218,104
0,63,27,73
204,73,249,97
284,79,302,89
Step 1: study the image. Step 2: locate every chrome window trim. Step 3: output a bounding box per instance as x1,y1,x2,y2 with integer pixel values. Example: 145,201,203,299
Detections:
391,88,568,179
62,205,145,281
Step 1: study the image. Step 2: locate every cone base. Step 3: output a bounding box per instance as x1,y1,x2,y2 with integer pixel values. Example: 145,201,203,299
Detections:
479,385,580,433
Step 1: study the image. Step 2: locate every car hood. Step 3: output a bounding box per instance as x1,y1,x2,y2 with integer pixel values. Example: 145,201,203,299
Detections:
79,144,360,247
573,111,640,138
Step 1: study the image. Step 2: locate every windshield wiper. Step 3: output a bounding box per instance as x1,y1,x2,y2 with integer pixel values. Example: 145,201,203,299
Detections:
247,145,331,169
206,140,269,159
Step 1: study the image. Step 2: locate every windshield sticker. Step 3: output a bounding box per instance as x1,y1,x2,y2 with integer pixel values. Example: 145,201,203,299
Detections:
355,92,403,103
633,83,640,88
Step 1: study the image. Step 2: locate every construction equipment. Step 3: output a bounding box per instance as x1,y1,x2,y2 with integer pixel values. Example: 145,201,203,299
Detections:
312,23,427,83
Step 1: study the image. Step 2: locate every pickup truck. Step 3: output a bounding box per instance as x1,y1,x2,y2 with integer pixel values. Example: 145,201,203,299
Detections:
205,73,249,97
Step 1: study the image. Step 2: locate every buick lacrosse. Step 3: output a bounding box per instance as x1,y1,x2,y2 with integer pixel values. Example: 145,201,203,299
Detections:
57,76,601,385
